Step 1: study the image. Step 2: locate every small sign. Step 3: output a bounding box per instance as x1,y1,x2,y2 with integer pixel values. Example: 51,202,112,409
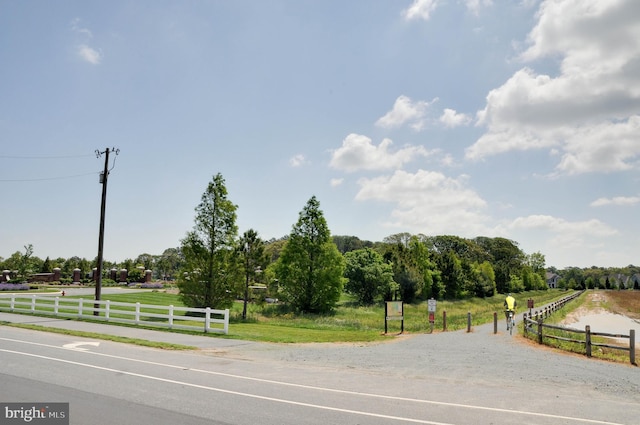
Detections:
428,298,437,313
384,301,404,334
385,301,404,320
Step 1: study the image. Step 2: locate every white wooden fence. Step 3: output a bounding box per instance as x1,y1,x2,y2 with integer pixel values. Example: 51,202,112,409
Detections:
0,294,229,334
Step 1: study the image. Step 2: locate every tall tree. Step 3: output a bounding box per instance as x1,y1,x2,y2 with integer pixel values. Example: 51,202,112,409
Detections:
344,248,395,305
239,229,266,320
156,248,183,281
275,196,345,314
178,173,239,308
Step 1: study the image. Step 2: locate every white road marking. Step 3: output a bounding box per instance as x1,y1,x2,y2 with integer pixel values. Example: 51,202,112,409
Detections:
62,341,101,351
0,337,627,425
0,347,452,425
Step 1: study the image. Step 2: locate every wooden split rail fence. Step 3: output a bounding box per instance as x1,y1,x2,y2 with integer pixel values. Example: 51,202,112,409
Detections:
523,291,636,365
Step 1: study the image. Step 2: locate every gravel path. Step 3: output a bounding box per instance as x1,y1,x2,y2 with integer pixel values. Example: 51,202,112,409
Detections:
226,319,640,403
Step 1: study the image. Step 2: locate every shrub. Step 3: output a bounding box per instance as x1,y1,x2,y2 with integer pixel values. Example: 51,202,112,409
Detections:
140,282,164,289
0,283,30,291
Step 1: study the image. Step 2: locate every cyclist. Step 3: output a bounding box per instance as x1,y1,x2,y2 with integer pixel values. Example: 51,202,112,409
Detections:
504,293,517,330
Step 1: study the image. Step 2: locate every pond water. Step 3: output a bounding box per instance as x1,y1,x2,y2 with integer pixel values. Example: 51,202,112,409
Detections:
564,312,640,340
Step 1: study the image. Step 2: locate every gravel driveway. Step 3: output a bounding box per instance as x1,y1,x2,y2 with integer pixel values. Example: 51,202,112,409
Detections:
228,319,640,403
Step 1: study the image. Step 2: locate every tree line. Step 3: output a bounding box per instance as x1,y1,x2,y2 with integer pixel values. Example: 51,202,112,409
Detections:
3,173,637,313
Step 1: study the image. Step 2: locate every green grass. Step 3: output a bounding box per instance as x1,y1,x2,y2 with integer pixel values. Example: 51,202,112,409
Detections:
107,289,570,343
2,289,573,344
1,321,196,350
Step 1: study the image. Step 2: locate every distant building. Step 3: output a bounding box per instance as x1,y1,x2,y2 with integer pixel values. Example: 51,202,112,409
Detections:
546,271,560,289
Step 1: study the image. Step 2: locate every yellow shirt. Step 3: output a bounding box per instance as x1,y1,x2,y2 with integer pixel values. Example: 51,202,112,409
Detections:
505,295,516,310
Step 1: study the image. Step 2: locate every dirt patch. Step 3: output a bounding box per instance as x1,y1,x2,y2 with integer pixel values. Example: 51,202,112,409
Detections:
605,290,640,320
562,292,608,324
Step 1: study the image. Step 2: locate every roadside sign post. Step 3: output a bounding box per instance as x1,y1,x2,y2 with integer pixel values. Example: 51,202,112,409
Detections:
428,298,437,333
385,301,404,334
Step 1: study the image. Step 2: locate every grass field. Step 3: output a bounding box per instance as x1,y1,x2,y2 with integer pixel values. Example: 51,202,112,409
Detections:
91,289,571,343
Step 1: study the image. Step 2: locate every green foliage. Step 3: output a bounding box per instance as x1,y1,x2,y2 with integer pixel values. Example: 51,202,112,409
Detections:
472,261,496,297
380,234,440,302
275,196,346,314
332,235,374,254
507,273,525,293
127,268,144,283
41,257,52,273
239,229,267,319
344,248,395,305
437,250,464,299
177,173,240,309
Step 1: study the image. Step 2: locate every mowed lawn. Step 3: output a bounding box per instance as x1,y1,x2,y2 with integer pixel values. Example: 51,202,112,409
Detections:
96,289,572,343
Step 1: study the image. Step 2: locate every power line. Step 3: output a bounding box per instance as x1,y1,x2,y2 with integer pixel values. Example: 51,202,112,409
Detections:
0,172,99,182
0,153,95,159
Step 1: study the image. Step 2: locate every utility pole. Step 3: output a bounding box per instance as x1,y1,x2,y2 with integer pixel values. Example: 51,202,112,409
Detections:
95,147,119,315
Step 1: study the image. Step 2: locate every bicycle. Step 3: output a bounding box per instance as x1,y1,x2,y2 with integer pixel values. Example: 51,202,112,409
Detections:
506,310,515,335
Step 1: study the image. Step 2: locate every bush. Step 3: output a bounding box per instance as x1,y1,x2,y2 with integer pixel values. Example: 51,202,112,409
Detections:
0,283,30,291
140,282,164,289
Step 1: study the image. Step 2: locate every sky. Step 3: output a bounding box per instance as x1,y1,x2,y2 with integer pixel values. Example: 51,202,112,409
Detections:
1,0,639,269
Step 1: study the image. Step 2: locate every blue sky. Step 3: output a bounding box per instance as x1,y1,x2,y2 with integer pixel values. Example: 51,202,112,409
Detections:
1,0,639,269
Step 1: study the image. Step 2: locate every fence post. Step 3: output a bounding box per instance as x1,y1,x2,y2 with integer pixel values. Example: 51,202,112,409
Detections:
135,302,141,325
54,297,59,316
169,305,174,329
467,312,472,333
493,312,497,334
443,310,447,332
223,309,229,335
78,298,83,318
585,325,592,357
105,300,110,321
31,295,36,314
205,307,211,333
630,329,636,365
537,319,543,344
10,294,15,312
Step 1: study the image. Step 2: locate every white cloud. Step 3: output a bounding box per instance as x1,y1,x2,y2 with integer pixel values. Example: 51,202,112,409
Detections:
403,0,439,21
590,196,640,207
467,0,640,175
330,178,344,187
77,44,102,65
355,169,490,236
329,133,431,172
71,19,102,65
289,154,308,167
466,0,493,16
375,95,437,131
509,214,618,248
439,108,472,128
71,18,93,38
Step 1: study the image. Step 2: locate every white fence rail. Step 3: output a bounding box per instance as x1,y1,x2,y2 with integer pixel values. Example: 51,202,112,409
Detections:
0,294,229,334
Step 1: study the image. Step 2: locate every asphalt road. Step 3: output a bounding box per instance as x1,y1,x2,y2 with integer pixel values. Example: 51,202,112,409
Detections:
1,313,638,425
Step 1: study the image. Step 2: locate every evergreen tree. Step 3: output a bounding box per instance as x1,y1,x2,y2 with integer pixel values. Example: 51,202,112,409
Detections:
239,229,266,319
178,173,240,309
275,196,345,313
